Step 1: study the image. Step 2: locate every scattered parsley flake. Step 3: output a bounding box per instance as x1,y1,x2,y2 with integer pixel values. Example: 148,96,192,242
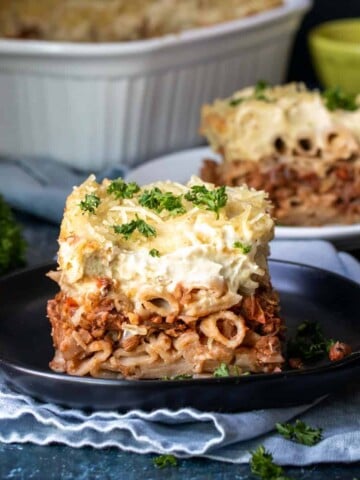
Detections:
79,193,100,214
287,321,332,362
139,187,186,215
322,86,358,112
276,420,323,446
184,185,227,219
229,97,244,107
113,215,156,240
153,454,178,469
229,80,270,107
107,178,140,199
173,374,193,380
149,248,160,257
234,241,252,254
250,445,293,480
254,80,270,101
163,374,193,380
214,363,230,377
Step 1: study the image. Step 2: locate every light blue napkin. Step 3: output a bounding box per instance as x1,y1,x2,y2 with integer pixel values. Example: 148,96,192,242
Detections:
0,241,359,465
0,156,127,223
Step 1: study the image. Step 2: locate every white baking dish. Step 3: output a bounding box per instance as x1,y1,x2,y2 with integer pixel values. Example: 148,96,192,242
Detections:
0,0,311,171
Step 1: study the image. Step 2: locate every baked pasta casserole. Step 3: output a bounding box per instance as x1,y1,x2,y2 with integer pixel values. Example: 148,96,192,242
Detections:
47,175,284,379
0,0,283,42
200,83,360,226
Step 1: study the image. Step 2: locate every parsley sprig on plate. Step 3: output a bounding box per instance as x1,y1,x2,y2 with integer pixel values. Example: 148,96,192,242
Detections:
276,420,323,446
287,321,333,362
113,215,156,240
213,363,230,377
213,363,250,377
184,185,227,219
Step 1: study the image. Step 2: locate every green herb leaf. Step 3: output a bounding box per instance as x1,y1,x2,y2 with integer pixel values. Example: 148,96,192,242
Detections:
229,97,244,107
139,187,186,215
107,178,140,199
250,445,293,480
184,185,227,219
149,248,160,257
137,219,157,238
322,86,358,111
0,194,27,274
287,321,329,362
163,374,193,380
229,80,270,107
213,363,230,377
276,420,323,446
79,194,101,214
153,454,178,469
113,215,156,240
234,241,252,254
173,374,193,380
254,80,270,101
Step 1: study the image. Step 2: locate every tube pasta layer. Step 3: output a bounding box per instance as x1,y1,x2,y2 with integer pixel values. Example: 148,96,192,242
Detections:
200,83,360,226
47,175,284,378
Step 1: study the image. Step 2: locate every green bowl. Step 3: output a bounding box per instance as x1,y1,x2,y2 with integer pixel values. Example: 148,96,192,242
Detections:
308,19,360,94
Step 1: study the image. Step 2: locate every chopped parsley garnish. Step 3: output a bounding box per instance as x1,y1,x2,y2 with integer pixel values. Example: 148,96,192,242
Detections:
213,363,230,377
213,363,249,377
79,193,101,214
153,454,178,469
229,80,270,106
149,248,160,257
322,86,358,111
163,374,193,380
184,185,227,219
287,321,333,362
254,80,270,101
139,187,186,215
276,420,323,446
234,241,252,254
229,97,244,107
173,374,193,380
107,178,140,199
250,445,293,480
113,215,156,240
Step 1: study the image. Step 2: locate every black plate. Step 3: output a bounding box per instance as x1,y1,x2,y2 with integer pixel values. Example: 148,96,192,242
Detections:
0,261,359,412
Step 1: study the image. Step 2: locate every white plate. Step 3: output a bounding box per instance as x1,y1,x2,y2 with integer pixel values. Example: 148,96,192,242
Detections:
126,147,360,250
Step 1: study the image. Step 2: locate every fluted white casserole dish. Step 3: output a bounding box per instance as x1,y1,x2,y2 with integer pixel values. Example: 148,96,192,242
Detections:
0,0,311,171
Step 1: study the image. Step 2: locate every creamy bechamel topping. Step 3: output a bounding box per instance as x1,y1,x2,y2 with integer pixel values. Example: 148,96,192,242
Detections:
201,83,360,165
55,175,274,318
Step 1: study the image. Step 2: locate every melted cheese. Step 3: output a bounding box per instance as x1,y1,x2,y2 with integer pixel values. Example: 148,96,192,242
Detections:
201,83,360,164
56,175,273,312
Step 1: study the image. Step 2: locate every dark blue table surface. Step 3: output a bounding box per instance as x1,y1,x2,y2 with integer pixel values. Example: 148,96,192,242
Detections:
1,213,359,480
